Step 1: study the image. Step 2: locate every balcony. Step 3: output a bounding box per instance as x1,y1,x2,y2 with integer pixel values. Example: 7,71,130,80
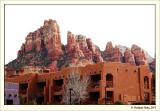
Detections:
89,74,101,90
88,100,98,104
37,82,46,94
105,91,114,104
106,81,113,88
19,83,28,95
85,98,98,104
88,92,99,104
53,101,62,105
19,89,27,95
105,97,113,104
89,82,100,89
53,79,63,92
144,76,149,89
37,87,44,94
54,86,63,92
144,92,150,103
53,95,62,104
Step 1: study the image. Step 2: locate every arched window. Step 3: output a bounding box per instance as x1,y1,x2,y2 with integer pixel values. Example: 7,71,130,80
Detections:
106,74,113,88
144,76,149,89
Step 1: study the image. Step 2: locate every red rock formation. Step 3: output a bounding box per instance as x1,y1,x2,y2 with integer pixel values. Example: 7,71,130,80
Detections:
103,42,122,62
18,19,63,60
124,48,135,64
150,59,155,66
65,32,99,66
75,35,88,52
149,58,155,72
25,32,34,52
75,35,94,61
103,41,113,61
131,44,147,65
94,52,103,62
7,19,152,72
86,38,96,54
34,30,42,52
66,31,76,53
66,32,84,61
83,49,92,61
17,43,25,57
112,46,122,62
43,19,63,60
20,44,25,54
105,41,114,53
17,50,22,57
49,61,58,72
73,43,85,59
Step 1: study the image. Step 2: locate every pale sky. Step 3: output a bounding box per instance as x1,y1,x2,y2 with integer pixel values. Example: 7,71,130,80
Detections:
5,5,155,64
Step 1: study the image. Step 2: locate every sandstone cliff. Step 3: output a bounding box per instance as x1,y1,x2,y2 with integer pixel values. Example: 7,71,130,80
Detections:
6,19,154,71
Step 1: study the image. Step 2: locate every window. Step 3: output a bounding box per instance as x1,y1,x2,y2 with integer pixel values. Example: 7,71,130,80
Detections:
53,95,62,104
54,79,63,91
144,92,150,102
106,73,113,81
6,99,13,105
20,83,28,90
105,91,114,104
89,92,100,104
90,74,101,88
106,74,113,88
19,83,28,94
37,81,46,93
144,76,149,89
36,95,44,105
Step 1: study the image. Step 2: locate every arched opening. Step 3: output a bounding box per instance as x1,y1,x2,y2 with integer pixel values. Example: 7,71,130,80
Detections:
88,92,100,104
53,95,62,104
36,95,44,105
144,92,150,103
6,99,13,105
106,74,113,88
105,91,114,104
144,76,149,89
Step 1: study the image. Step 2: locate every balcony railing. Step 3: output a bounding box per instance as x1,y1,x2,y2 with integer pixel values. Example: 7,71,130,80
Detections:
53,101,62,104
89,82,100,89
106,81,113,88
54,86,63,92
105,100,113,104
105,97,113,104
38,87,44,93
19,89,27,94
87,99,98,104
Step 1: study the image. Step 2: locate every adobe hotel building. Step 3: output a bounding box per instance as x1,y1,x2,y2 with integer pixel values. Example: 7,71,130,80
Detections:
5,62,155,105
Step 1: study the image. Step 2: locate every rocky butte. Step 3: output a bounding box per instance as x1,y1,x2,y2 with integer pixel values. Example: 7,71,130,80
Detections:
6,19,155,72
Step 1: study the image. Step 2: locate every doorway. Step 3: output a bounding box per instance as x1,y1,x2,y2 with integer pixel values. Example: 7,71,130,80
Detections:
6,99,13,105
106,91,114,104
